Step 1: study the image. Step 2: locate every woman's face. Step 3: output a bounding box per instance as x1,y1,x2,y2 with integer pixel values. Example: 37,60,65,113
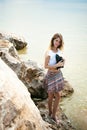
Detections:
53,37,61,48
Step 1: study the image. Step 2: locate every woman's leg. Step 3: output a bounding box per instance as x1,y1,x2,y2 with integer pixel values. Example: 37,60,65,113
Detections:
48,92,54,116
52,92,61,119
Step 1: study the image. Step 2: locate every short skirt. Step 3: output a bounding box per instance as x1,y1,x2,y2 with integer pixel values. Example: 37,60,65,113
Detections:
43,70,64,93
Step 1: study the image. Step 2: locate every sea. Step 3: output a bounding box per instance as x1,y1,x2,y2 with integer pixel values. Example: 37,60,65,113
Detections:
0,0,87,130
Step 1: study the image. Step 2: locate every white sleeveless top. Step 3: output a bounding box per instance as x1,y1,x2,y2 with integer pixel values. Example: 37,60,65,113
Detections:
47,49,62,66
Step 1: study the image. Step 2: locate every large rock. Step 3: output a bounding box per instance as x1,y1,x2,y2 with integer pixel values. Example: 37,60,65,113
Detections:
0,40,47,99
0,33,4,39
9,37,27,50
0,39,20,59
0,33,27,50
0,58,51,130
61,79,74,97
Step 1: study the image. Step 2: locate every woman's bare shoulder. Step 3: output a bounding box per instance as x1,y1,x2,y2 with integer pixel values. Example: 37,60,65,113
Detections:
45,49,52,57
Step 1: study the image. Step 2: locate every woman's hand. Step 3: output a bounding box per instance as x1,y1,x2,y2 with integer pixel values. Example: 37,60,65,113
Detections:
56,61,64,67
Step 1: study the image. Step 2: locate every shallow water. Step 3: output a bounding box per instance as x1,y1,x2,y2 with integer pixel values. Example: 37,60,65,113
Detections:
0,0,87,129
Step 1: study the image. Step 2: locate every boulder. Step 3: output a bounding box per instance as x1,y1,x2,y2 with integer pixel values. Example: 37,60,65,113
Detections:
61,79,74,97
0,59,51,130
0,39,20,59
9,37,27,50
0,32,27,50
0,33,4,39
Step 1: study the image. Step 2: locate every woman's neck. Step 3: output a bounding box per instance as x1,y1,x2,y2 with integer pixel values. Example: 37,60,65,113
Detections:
52,47,58,52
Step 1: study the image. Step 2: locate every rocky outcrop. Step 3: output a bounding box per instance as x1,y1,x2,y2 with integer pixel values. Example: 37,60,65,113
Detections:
0,59,51,130
61,80,74,97
36,100,76,130
0,39,20,59
0,33,4,39
0,33,27,50
9,37,27,50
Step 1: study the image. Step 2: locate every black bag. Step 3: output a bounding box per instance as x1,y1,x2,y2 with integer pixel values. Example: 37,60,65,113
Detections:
56,54,64,69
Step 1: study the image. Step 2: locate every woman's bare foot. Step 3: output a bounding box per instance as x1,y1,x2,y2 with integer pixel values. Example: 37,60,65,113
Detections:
51,116,61,124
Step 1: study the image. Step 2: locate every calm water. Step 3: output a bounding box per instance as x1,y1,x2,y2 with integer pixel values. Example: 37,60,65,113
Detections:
0,0,87,130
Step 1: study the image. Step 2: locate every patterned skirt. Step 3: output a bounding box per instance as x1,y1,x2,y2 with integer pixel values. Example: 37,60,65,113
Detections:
43,70,64,93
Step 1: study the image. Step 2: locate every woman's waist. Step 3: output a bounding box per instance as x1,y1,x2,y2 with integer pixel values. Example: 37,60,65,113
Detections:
48,69,60,74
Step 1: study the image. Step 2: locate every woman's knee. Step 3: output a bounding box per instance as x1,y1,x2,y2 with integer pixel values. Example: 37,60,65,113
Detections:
48,92,54,99
55,92,61,99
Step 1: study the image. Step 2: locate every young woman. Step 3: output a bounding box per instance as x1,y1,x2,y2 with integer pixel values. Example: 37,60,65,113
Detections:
44,33,65,123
